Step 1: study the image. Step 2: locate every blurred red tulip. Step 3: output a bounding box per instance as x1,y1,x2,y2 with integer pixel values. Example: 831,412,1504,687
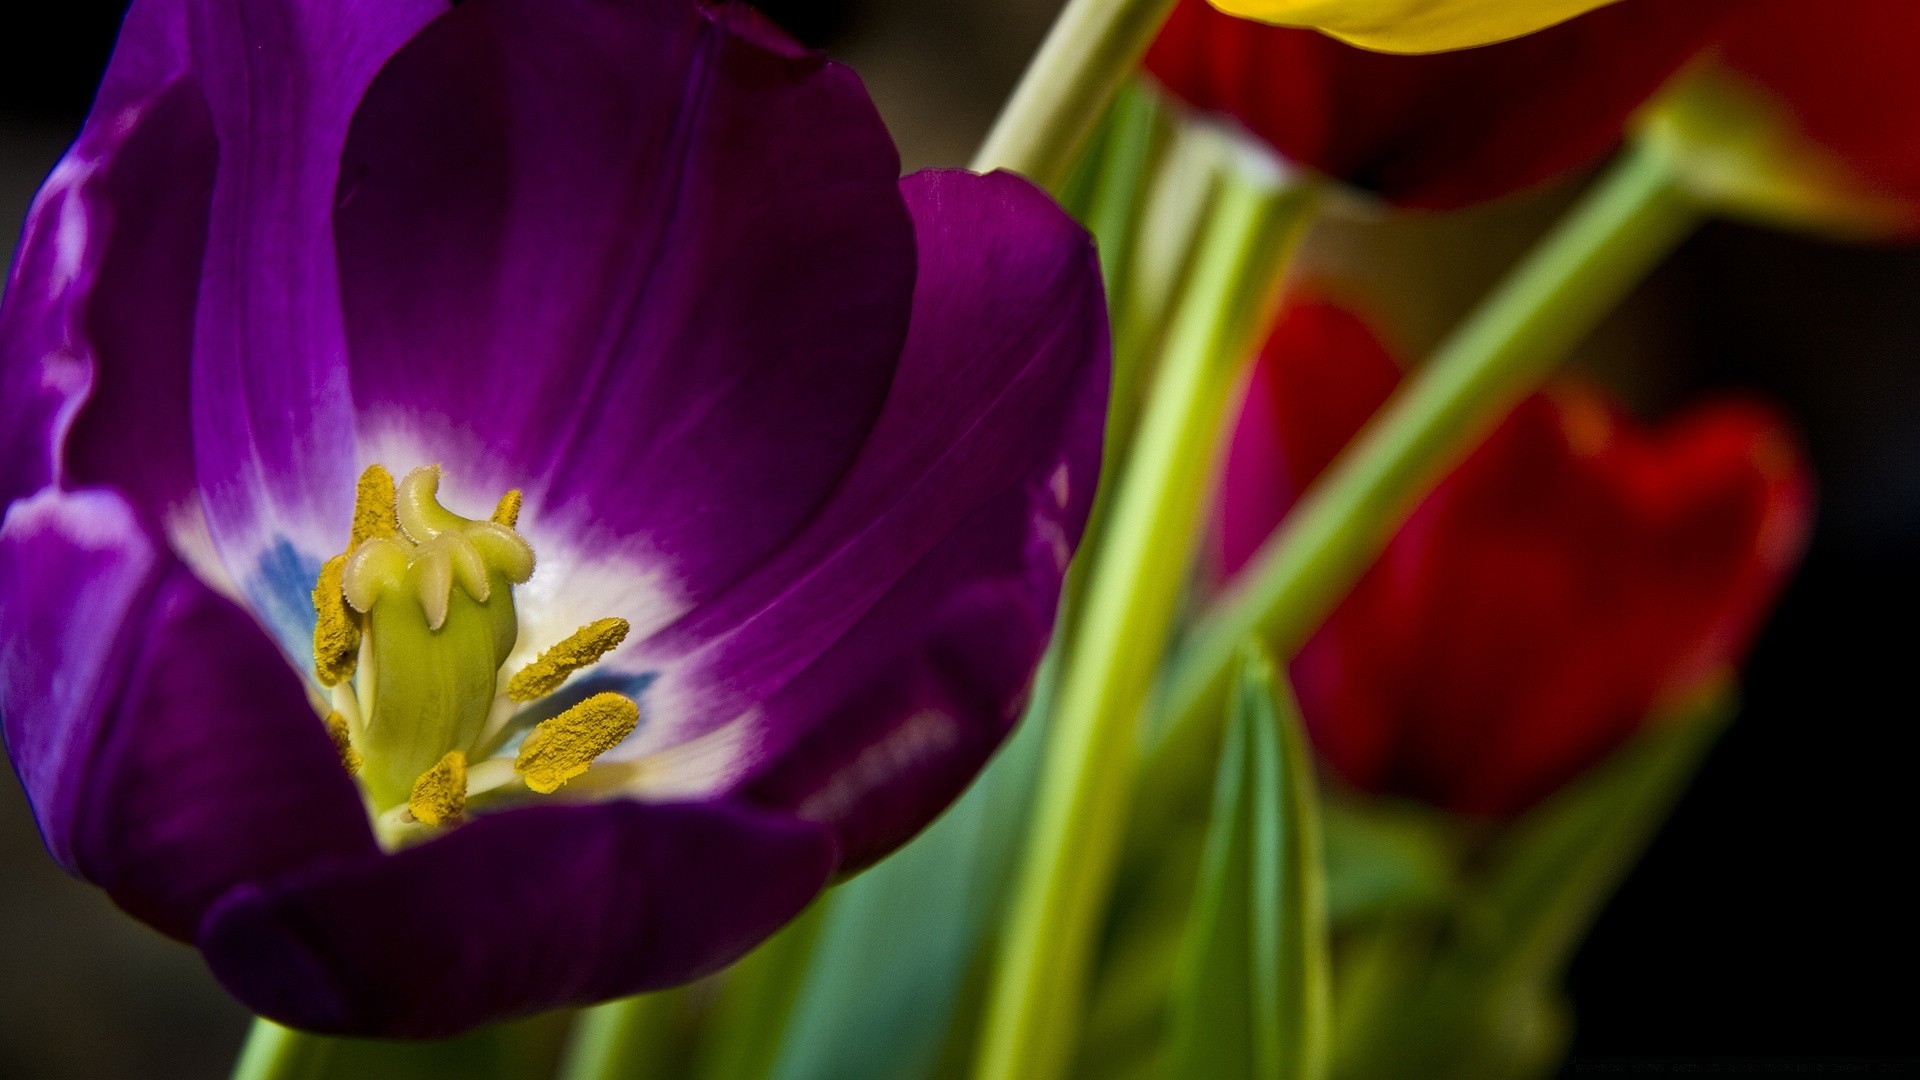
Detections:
1218,301,1814,816
1647,0,1920,238
1143,0,1737,210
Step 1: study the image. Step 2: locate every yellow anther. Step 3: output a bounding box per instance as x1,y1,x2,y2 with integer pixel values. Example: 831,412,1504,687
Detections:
491,489,523,529
409,750,468,826
324,711,362,774
311,555,359,686
351,464,399,548
507,618,631,702
515,692,640,794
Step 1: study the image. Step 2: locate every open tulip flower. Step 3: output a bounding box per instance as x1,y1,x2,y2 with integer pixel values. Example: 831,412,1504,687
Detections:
0,0,1107,1038
1204,0,1625,53
1218,301,1813,816
1149,0,1737,209
1646,0,1920,239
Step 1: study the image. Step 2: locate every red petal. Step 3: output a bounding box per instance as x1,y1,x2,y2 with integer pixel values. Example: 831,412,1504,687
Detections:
1144,0,1738,209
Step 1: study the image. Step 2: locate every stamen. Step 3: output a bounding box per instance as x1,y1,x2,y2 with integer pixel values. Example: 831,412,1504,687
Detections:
491,489,523,529
507,618,632,702
515,692,640,794
409,750,468,826
351,465,399,548
311,555,359,686
325,711,363,774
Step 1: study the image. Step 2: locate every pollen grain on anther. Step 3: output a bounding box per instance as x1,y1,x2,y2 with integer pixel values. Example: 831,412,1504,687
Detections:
410,751,469,827
507,618,632,702
492,489,523,529
350,464,400,548
516,693,641,794
311,555,360,686
325,711,363,774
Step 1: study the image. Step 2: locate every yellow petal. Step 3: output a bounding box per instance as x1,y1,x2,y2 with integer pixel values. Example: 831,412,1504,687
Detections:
1206,0,1620,53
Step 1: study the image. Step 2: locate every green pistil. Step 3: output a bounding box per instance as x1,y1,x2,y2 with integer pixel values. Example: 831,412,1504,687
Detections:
339,466,534,811
315,465,637,831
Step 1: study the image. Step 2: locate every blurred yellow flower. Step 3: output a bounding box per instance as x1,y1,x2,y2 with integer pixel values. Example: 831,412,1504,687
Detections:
1209,0,1620,52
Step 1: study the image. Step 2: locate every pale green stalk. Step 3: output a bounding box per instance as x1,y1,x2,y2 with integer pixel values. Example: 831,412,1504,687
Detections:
230,1021,332,1080
1107,109,1239,471
972,151,1318,1080
971,0,1179,190
1143,137,1705,802
557,993,687,1080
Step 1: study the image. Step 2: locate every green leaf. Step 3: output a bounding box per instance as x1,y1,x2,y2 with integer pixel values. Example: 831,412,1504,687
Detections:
317,1016,567,1080
1328,681,1736,1080
1320,798,1461,926
768,108,1175,1080
558,992,696,1080
1160,648,1329,1080
1475,678,1738,985
764,667,1054,1080
1084,82,1170,307
686,900,828,1080
975,151,1317,1080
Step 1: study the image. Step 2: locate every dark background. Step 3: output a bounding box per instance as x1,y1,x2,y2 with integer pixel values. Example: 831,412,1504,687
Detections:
2,2,1913,1076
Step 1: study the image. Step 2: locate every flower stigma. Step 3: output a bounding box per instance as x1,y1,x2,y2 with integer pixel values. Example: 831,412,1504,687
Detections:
311,465,637,845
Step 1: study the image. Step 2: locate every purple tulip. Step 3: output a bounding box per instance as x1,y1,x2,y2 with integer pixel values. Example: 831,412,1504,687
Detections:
0,0,1107,1037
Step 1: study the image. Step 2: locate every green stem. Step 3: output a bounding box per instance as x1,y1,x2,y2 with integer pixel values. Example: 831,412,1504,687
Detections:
972,160,1317,1080
1104,109,1237,494
230,1020,332,1080
1082,81,1170,304
557,993,688,1080
689,902,828,1080
1143,136,1704,797
971,0,1179,190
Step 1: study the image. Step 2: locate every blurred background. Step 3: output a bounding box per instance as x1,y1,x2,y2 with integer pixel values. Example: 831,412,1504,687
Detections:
2,1,1914,1076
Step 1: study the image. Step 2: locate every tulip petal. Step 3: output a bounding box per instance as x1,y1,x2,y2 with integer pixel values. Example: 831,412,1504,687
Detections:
0,0,215,524
1350,394,1813,815
197,800,836,1037
3,0,452,657
0,488,376,940
621,170,1107,865
330,0,914,634
1148,0,1736,209
1220,302,1812,817
1215,300,1401,578
1210,0,1619,54
167,0,453,647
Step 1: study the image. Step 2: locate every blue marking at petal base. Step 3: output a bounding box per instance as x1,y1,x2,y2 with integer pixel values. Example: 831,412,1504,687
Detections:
494,671,658,757
247,538,325,670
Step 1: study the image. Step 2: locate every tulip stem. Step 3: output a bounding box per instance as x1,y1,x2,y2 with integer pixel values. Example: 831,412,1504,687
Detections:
971,0,1179,191
556,993,689,1080
972,147,1316,1080
229,1019,332,1080
1143,135,1705,799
